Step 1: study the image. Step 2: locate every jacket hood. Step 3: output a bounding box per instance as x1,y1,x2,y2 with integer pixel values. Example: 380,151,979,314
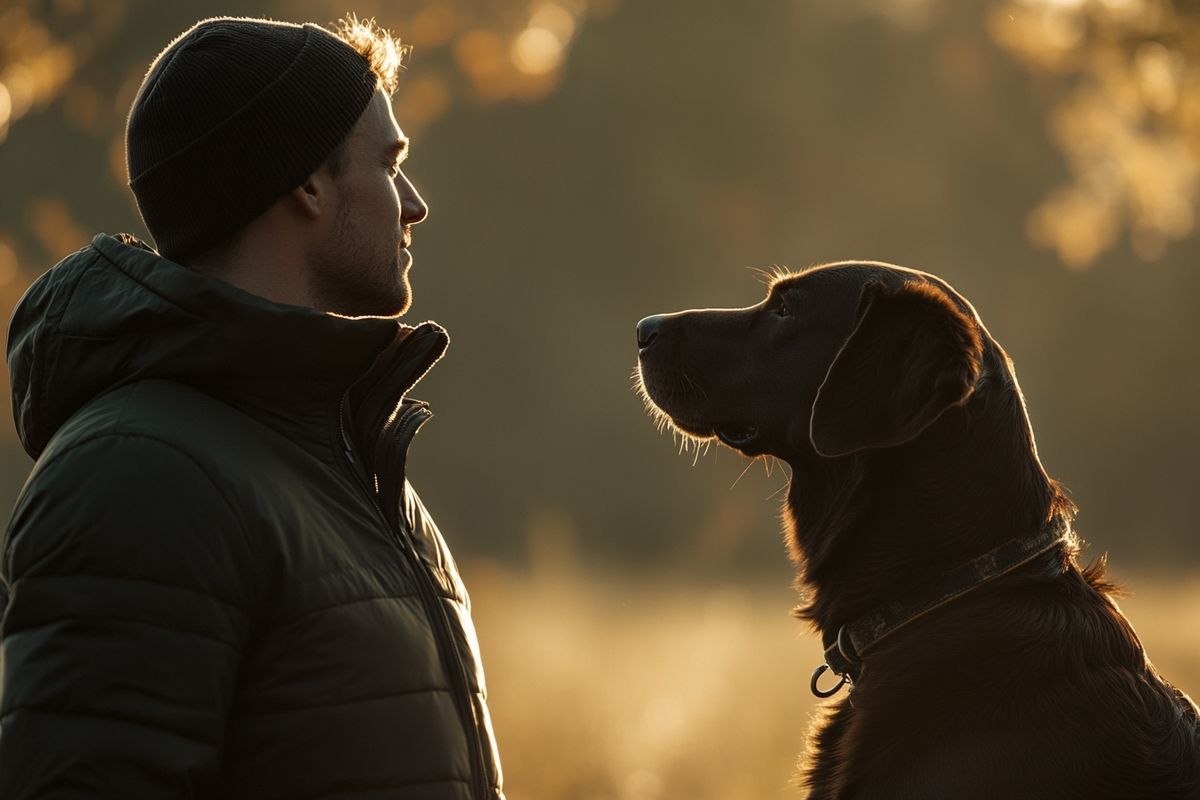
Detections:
7,233,446,460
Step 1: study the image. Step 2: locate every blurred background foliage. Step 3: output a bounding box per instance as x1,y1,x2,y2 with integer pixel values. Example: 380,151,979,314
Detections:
1,1,1199,796
5,0,1195,569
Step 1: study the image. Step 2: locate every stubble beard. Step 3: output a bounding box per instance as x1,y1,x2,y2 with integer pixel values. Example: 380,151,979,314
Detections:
312,203,411,318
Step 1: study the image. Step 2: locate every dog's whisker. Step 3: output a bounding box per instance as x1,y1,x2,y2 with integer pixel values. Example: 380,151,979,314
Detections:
730,457,758,490
634,362,720,458
749,265,774,286
750,264,794,287
765,477,790,503
773,457,791,484
680,370,708,400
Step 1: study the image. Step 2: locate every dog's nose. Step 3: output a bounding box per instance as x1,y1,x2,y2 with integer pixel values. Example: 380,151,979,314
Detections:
637,315,664,350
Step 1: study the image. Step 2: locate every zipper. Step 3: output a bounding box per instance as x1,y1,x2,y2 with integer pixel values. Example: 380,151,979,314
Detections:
336,394,490,798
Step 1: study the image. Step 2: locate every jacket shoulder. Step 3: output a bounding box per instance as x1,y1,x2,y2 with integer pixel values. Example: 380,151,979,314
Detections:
38,378,277,478
0,383,257,798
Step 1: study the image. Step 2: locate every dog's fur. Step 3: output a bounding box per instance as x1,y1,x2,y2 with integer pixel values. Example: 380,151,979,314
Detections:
636,262,1200,799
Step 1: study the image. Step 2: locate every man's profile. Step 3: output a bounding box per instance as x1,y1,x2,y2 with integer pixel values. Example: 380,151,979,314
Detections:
0,15,504,799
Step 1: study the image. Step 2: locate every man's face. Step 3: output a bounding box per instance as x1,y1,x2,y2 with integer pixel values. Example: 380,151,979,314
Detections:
312,90,429,317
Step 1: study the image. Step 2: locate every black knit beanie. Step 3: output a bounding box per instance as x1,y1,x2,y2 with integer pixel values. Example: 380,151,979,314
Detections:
126,17,377,262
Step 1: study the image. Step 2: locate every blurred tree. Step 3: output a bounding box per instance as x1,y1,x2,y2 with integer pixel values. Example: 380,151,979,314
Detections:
1,0,1197,569
989,0,1200,267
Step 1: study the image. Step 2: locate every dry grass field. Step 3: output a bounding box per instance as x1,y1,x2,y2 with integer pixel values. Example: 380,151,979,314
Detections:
469,561,1200,800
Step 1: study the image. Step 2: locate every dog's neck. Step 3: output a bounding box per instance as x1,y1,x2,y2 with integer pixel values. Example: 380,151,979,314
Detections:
786,370,1071,643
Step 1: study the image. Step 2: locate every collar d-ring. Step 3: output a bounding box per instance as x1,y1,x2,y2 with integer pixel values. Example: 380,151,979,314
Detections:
810,663,848,698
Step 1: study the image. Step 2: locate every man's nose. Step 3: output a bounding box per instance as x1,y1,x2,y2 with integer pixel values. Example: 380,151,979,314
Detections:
637,315,664,350
398,175,429,225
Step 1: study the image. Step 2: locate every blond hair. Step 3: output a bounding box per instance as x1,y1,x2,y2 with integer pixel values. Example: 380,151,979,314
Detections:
331,14,409,95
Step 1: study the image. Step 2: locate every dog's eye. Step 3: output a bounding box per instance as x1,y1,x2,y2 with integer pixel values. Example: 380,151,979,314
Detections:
776,299,791,317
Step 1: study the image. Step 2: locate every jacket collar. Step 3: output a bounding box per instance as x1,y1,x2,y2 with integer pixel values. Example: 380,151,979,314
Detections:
89,234,406,401
7,232,446,459
346,320,448,468
340,321,449,529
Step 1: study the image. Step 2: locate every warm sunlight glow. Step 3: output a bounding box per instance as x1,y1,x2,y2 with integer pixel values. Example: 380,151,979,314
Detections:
530,2,578,41
993,0,1200,266
29,199,86,261
407,4,458,48
0,81,11,138
1027,186,1119,269
397,73,451,128
2,66,34,121
1135,42,1180,113
0,4,1198,796
454,29,510,100
0,241,18,287
473,564,1200,798
512,27,565,76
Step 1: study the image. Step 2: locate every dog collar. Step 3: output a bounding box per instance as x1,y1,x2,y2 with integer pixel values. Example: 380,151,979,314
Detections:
810,514,1072,698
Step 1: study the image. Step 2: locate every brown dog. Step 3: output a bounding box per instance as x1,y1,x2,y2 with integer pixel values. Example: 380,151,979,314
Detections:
635,262,1200,799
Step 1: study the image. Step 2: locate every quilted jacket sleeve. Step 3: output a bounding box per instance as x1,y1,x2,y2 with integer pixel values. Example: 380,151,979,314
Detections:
0,432,257,798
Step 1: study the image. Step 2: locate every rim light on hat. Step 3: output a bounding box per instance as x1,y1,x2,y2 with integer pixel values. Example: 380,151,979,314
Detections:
126,18,377,262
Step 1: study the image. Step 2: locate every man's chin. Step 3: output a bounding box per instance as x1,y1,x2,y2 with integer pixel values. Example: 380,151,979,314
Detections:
391,272,413,316
324,281,411,319
357,259,412,317
368,290,411,319
383,282,414,318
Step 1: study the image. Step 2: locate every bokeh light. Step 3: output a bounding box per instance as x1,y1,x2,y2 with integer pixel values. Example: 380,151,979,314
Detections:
512,26,564,76
0,82,12,142
991,0,1200,266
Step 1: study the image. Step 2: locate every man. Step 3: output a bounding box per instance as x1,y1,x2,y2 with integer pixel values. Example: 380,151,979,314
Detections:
0,16,504,799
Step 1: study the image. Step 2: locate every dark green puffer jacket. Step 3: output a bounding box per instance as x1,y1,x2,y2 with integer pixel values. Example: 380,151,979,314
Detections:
0,233,504,799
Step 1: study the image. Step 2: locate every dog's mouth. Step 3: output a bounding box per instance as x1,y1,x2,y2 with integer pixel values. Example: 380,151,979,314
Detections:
715,425,759,447
652,413,760,451
636,363,761,451
673,419,760,449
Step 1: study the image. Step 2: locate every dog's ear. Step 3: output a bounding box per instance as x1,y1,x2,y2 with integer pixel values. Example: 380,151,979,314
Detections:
809,280,984,458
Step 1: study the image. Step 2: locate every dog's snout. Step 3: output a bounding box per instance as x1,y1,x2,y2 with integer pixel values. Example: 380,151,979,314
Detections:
637,315,664,350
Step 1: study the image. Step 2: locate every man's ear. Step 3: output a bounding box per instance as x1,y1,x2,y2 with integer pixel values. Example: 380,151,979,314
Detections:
809,280,984,458
289,169,331,220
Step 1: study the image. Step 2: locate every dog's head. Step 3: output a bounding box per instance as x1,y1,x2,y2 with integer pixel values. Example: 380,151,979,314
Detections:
636,261,1068,622
637,262,1078,651
635,262,988,463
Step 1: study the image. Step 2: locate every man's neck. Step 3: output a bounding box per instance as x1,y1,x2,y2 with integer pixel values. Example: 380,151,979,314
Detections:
184,227,314,309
